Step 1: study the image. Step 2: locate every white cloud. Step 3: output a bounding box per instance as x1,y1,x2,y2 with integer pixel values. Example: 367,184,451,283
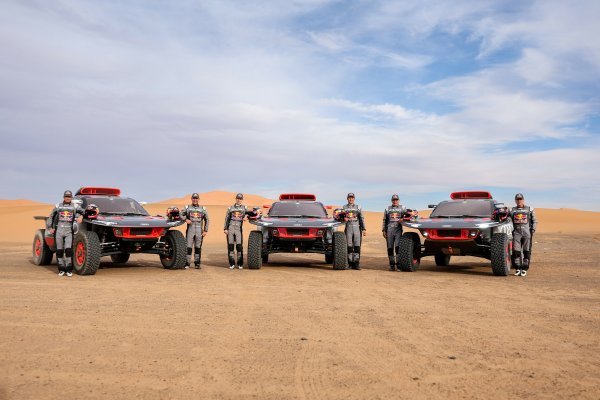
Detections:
0,0,598,210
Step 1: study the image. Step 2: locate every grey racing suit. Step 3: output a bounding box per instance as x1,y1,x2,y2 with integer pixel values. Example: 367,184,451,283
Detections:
382,205,405,269
510,206,537,270
47,202,84,273
181,204,209,266
342,203,365,267
224,204,248,267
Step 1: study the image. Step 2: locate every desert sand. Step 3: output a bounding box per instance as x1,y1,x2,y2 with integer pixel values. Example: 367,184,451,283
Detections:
1,192,599,399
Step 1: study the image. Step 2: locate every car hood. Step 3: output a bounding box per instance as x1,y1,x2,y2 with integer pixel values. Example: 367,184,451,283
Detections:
251,217,342,228
86,215,184,228
402,217,506,230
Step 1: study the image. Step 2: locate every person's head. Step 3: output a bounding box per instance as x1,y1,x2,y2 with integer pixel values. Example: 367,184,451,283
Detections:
191,193,199,206
236,193,244,204
391,194,399,205
347,193,355,204
63,190,73,204
515,193,525,207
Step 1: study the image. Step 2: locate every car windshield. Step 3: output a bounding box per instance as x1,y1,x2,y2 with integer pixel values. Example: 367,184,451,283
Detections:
268,202,327,218
81,197,149,216
430,200,493,218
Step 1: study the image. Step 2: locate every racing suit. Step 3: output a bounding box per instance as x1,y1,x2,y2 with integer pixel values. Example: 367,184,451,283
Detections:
510,206,537,270
181,204,209,267
382,204,405,270
342,203,365,268
47,202,84,273
224,204,248,267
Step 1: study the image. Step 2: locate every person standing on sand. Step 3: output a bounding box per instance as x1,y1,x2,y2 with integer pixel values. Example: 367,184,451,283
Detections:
510,193,537,277
181,193,209,269
47,190,84,277
382,194,405,271
224,193,249,270
342,193,366,270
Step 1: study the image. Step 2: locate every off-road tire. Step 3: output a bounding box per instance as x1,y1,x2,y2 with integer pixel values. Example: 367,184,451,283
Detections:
491,233,511,276
398,232,421,272
32,229,53,265
332,231,348,270
435,253,451,266
73,230,102,275
160,230,187,269
110,253,130,264
248,231,263,269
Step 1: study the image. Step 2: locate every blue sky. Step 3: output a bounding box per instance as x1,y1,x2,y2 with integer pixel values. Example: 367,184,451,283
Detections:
0,0,598,210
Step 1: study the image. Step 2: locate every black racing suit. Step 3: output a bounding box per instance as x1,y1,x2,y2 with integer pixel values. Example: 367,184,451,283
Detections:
181,204,209,266
47,202,84,273
342,203,365,268
382,205,405,270
510,206,538,270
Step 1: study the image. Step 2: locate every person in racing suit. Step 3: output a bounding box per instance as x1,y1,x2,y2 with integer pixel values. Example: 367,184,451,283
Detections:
382,194,405,271
342,193,366,270
224,193,249,270
47,190,84,277
510,193,537,277
181,193,209,269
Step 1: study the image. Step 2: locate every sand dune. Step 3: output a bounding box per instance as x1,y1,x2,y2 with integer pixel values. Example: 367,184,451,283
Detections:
159,190,275,207
1,192,599,245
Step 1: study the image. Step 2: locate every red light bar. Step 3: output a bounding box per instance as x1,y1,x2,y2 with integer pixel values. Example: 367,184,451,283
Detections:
76,187,121,196
279,193,317,201
450,191,492,200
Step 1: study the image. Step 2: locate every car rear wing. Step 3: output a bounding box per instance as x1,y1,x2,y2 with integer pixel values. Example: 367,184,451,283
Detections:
279,193,316,201
76,187,121,196
450,191,493,200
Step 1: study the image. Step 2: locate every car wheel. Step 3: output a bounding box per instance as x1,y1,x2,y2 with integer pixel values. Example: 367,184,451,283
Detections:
73,231,102,275
332,231,348,270
32,229,53,266
248,231,263,269
398,232,421,272
160,230,187,269
491,233,511,276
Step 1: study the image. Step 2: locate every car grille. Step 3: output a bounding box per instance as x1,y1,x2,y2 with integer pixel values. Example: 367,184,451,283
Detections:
437,229,462,238
130,228,153,236
287,228,309,236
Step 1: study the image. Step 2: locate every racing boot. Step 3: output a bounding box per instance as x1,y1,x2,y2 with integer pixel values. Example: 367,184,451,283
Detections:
513,251,522,276
388,248,395,271
194,247,201,269
353,247,361,270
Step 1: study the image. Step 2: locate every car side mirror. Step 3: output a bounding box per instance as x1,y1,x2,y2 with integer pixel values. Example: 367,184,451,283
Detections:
428,204,436,209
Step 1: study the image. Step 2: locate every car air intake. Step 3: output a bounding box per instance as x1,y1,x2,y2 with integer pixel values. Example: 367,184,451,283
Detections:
288,228,309,236
437,229,462,238
130,228,153,236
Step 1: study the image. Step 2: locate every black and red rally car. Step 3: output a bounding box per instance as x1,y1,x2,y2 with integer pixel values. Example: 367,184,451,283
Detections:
246,194,348,269
398,191,513,276
32,187,187,275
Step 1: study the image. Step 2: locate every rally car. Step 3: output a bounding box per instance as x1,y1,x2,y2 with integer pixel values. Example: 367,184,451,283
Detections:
398,191,512,276
246,194,348,269
32,187,187,275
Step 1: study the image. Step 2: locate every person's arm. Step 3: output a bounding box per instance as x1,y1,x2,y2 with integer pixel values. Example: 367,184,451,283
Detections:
203,207,209,234
47,205,58,233
530,208,538,233
359,207,366,234
382,209,388,237
224,207,231,232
